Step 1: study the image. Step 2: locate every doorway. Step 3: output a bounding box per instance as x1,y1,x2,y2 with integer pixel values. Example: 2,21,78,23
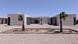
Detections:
74,17,76,25
1,19,3,24
8,17,10,25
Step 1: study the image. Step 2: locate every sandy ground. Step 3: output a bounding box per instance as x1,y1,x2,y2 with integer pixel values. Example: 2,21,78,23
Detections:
0,24,78,33
0,24,78,44
0,24,22,32
0,34,78,44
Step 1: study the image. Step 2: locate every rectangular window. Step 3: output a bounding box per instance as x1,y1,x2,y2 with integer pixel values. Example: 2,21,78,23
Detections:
18,15,23,21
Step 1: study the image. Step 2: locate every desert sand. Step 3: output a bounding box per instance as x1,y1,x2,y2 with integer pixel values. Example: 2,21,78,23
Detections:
0,34,78,44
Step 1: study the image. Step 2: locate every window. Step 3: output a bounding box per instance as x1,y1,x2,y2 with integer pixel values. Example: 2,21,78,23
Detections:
5,19,7,24
34,19,39,24
31,18,40,24
18,15,23,21
1,19,3,24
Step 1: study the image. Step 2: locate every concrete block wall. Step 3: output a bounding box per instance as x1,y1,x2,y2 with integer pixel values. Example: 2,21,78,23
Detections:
7,13,76,26
0,18,7,24
8,14,24,26
57,14,76,26
41,17,49,25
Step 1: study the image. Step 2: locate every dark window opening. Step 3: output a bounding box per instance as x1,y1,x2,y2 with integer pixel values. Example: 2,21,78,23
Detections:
5,19,7,24
31,18,40,24
27,17,31,25
76,20,78,24
74,17,76,25
34,20,39,24
27,18,40,25
49,17,57,25
18,15,23,21
1,19,3,24
8,17,10,25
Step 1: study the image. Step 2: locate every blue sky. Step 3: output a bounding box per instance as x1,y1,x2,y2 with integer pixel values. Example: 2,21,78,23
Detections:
0,0,78,16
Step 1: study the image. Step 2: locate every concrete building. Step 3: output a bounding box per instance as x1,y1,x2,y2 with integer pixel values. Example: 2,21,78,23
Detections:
56,14,76,26
7,12,30,26
7,13,24,26
5,12,76,26
0,16,7,24
27,17,50,25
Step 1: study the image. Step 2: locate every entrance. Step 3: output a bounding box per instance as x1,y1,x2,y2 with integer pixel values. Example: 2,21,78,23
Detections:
74,17,76,25
8,17,10,25
1,19,3,24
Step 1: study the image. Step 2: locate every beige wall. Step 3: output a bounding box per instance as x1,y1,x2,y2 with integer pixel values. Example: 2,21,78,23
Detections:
0,19,2,24
57,14,76,26
0,18,7,24
8,14,24,26
41,17,49,25
7,14,76,26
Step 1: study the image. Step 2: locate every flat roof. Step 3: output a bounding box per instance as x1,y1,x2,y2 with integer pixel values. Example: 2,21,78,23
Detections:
0,16,7,18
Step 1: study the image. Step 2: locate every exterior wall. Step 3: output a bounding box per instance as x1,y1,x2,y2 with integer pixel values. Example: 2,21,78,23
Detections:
23,15,30,26
56,14,76,26
7,13,76,26
8,14,24,26
0,18,7,24
24,16,27,26
0,19,2,24
48,17,57,25
31,18,41,24
41,17,49,25
26,17,49,25
27,17,41,25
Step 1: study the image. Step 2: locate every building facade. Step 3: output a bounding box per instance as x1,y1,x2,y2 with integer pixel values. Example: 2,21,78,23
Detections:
0,12,76,26
0,16,7,24
56,14,76,26
7,13,24,26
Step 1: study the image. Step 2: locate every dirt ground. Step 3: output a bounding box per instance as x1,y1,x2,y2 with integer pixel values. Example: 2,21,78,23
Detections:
0,34,78,44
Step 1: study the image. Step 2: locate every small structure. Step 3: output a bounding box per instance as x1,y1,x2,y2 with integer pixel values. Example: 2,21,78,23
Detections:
56,14,76,26
27,17,50,25
0,16,7,24
7,13,24,26
6,12,77,26
7,12,30,26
